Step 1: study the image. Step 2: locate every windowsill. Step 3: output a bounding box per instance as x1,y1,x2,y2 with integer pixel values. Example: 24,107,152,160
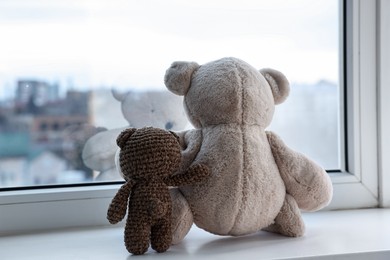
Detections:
1,208,389,260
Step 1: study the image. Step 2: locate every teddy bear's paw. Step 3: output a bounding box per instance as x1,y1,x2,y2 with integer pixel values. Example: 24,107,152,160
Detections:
127,245,148,255
150,220,172,253
152,243,170,253
188,164,211,181
262,194,305,237
125,235,149,255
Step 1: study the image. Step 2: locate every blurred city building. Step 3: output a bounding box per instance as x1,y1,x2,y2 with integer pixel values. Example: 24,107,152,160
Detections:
0,80,96,187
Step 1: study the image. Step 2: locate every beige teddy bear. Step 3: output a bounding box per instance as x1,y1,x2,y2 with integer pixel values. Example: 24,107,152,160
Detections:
163,57,333,243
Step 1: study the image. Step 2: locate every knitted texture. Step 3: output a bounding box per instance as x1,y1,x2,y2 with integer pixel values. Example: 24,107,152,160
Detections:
107,127,210,255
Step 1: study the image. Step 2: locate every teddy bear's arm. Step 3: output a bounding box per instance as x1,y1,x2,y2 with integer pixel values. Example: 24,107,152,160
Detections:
174,129,203,174
266,131,333,211
165,164,210,187
107,180,135,224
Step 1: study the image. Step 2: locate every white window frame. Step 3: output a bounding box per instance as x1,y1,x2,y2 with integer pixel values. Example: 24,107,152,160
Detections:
0,0,388,234
327,0,389,210
378,0,390,208
326,0,379,210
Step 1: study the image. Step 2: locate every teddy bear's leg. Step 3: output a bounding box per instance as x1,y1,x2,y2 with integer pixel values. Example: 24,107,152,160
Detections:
151,218,172,253
124,219,150,255
170,188,194,244
263,194,305,237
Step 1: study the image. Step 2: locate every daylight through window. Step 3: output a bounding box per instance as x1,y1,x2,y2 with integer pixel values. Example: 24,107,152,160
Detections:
0,0,340,188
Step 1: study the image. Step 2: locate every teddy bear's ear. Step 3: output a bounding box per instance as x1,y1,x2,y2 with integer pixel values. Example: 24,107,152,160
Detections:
111,89,127,102
164,61,199,96
260,68,290,105
116,128,137,149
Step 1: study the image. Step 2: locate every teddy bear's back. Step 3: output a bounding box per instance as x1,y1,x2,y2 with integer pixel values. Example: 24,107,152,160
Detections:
128,181,172,221
180,126,286,236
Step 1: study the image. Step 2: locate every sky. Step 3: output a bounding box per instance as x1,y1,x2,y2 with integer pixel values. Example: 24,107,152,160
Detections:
0,0,339,99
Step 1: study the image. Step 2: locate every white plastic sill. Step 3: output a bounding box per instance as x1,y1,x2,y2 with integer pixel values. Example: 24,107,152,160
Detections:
0,208,389,260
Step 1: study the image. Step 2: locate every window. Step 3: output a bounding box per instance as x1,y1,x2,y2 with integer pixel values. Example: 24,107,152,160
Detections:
327,0,379,210
0,0,340,189
0,0,388,234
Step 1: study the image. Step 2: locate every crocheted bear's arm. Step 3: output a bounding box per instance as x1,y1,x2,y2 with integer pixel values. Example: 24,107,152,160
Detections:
107,180,135,224
165,164,210,187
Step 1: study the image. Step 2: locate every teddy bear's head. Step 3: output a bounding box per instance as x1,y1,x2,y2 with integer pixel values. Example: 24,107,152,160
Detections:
116,127,181,181
164,57,290,128
112,90,188,131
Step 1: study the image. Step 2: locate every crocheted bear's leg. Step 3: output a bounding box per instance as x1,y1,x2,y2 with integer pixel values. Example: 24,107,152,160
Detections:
124,219,150,255
151,218,172,253
170,188,193,244
262,193,305,237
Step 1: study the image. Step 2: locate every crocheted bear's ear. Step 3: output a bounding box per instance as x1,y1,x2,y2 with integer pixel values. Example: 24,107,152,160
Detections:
164,61,199,96
260,68,290,105
116,128,137,149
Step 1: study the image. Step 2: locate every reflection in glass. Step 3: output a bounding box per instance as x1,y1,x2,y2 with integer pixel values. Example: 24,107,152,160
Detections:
0,0,340,188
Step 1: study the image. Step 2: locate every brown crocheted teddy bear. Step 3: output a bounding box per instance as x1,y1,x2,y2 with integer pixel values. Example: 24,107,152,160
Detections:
107,127,210,255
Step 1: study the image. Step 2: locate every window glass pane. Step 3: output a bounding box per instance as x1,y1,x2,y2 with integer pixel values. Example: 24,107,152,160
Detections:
0,0,340,188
